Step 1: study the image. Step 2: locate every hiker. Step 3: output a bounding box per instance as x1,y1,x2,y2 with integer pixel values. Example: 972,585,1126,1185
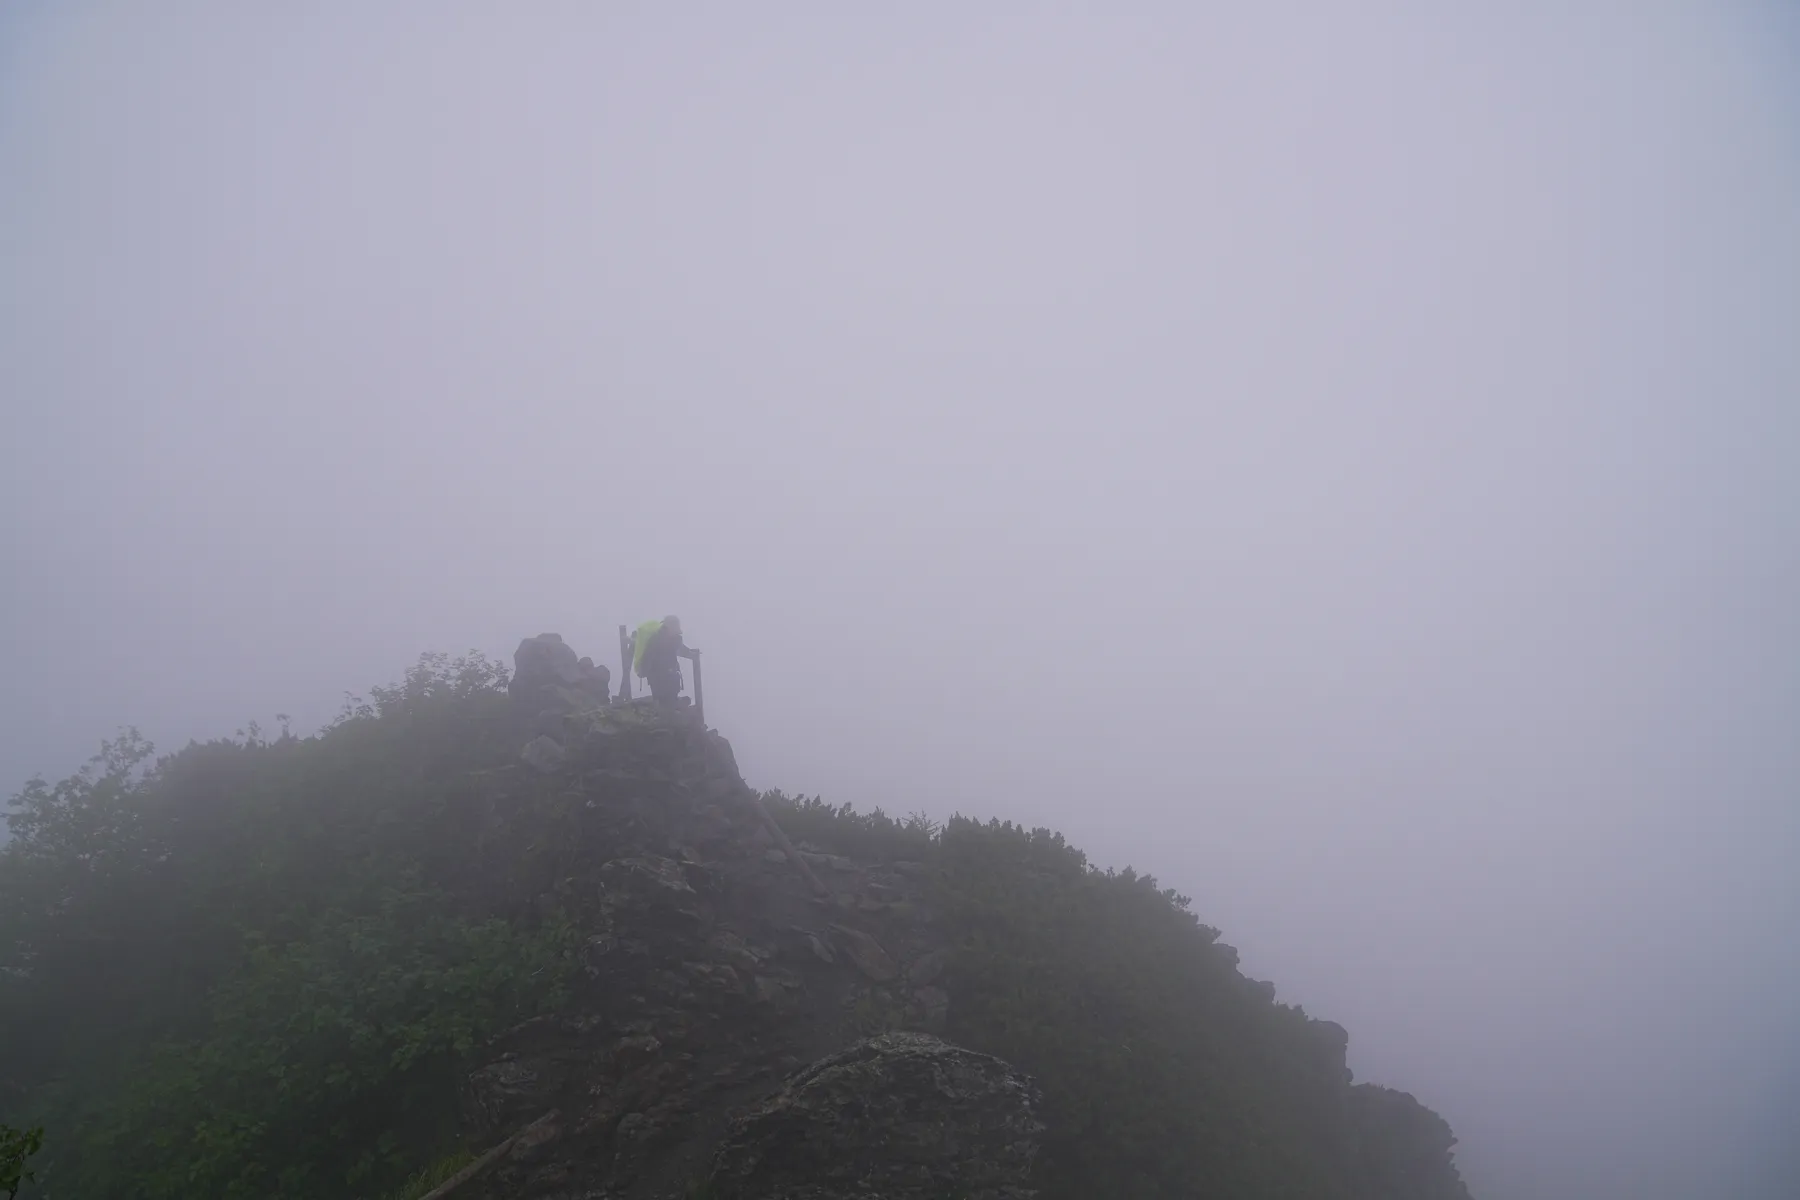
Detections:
633,615,698,705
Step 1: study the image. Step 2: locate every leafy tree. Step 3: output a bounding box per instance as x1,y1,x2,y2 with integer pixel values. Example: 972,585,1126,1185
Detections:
0,653,576,1198
0,1124,43,1200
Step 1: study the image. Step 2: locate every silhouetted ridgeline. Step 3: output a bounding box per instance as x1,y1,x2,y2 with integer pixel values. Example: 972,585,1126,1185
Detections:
0,646,1472,1199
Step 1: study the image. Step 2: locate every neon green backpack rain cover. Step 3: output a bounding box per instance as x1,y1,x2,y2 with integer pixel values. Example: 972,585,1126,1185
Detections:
632,619,663,677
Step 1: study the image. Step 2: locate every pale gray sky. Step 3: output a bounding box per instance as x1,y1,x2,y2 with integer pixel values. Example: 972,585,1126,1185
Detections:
4,4,1797,1197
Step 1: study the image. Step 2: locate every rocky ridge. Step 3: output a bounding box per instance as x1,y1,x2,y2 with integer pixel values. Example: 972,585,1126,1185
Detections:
445,635,1032,1199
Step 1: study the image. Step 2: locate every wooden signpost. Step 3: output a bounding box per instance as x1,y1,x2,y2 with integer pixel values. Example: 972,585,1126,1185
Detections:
691,649,704,728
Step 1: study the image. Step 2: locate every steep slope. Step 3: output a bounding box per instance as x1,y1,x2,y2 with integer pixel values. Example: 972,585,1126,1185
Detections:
0,645,1472,1199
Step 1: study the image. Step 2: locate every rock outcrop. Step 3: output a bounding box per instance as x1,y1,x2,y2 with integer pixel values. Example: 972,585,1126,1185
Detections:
447,635,1014,1199
0,631,1476,1200
509,633,613,731
434,632,1464,1200
707,1032,1044,1200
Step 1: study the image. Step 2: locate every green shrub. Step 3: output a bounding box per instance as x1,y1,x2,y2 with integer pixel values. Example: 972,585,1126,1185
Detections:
0,1124,44,1200
763,799,1470,1200
4,657,1468,1200
0,653,576,1199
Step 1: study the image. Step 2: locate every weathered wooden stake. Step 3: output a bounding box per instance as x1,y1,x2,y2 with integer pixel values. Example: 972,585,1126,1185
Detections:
691,649,704,728
617,624,632,701
749,789,830,897
417,1109,561,1200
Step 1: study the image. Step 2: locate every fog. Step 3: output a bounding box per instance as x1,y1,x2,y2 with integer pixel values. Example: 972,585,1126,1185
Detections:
4,3,1797,1196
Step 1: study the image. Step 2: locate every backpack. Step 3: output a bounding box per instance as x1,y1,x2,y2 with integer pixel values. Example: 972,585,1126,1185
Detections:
632,619,663,677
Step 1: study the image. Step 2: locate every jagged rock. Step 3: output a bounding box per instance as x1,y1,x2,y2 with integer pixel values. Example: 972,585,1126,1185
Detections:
747,968,804,1011
800,849,858,872
708,930,771,974
464,1057,544,1135
510,633,611,713
688,804,739,848
684,960,745,998
912,985,950,1033
611,1110,655,1177
430,642,1469,1200
459,1019,593,1145
582,930,649,972
907,948,948,987
706,1033,1044,1200
612,1034,663,1070
829,923,898,982
1308,1018,1354,1086
787,925,836,965
886,901,927,926
598,854,702,926
512,632,583,686
520,735,567,773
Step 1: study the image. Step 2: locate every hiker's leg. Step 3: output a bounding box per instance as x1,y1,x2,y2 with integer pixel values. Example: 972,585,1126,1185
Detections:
648,666,681,704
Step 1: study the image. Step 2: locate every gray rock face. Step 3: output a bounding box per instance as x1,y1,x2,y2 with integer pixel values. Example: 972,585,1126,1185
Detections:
828,923,899,982
707,1032,1044,1200
509,633,611,716
459,688,973,1199
597,854,703,928
508,634,624,773
519,735,568,774
1309,1018,1354,1087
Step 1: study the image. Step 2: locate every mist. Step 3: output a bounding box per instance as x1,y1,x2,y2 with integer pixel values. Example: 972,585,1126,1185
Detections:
3,4,1797,1196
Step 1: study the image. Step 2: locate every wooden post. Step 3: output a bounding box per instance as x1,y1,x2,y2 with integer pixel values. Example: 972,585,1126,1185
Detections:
750,790,830,897
617,624,632,701
417,1110,560,1200
691,649,704,728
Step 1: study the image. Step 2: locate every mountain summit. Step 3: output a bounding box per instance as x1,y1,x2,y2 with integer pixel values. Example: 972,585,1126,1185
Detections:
0,641,1472,1199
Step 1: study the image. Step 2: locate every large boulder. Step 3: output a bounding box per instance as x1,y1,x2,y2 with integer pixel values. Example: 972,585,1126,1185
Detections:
706,1032,1044,1200
1307,1018,1354,1088
509,633,612,720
